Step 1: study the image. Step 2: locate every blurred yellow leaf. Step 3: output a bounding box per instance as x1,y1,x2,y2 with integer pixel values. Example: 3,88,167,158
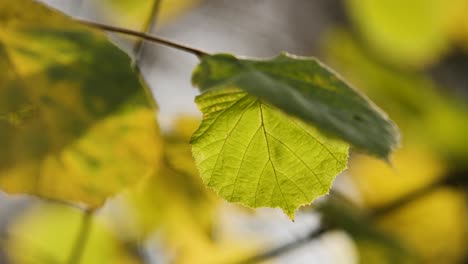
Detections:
348,145,446,208
158,0,202,27
346,145,466,263
127,133,216,236
6,204,141,264
318,197,417,264
325,32,468,261
122,117,258,263
95,0,201,31
172,114,201,141
345,0,451,67
96,0,156,31
446,0,468,47
0,0,161,207
377,188,468,264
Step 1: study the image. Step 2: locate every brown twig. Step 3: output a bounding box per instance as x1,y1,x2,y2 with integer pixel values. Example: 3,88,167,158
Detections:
133,0,162,61
77,19,209,58
237,226,329,264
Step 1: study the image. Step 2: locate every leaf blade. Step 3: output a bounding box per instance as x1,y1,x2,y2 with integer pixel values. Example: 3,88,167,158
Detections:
193,53,400,159
191,88,348,218
0,0,161,207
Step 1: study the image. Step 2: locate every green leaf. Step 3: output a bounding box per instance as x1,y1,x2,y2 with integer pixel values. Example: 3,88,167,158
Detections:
191,88,348,219
192,53,399,159
0,0,160,207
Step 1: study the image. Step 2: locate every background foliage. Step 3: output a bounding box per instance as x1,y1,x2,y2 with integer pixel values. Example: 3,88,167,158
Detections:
0,0,467,264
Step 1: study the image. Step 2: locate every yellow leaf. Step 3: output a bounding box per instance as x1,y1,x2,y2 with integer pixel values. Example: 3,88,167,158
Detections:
172,114,201,142
94,0,202,31
446,0,468,48
348,145,446,208
345,0,451,67
120,118,217,244
0,0,161,206
158,0,202,26
377,188,468,264
6,204,141,264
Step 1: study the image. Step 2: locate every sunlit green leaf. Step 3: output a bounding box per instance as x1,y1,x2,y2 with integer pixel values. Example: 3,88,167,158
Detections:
0,0,160,207
193,53,399,159
191,88,348,219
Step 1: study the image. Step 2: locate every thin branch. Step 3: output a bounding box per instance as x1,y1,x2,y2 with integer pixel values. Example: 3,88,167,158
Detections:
130,0,161,109
371,173,468,217
68,209,94,264
133,0,162,61
237,227,329,264
77,19,209,58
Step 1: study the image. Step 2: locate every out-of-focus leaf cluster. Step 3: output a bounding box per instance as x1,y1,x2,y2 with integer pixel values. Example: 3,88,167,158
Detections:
318,1,468,262
2,116,259,264
2,0,468,263
346,0,468,67
0,0,160,207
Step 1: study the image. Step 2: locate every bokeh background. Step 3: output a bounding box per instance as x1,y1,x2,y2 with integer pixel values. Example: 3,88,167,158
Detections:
1,0,468,263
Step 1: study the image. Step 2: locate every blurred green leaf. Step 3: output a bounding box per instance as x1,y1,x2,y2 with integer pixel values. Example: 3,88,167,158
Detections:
193,53,399,159
0,0,160,207
191,87,348,219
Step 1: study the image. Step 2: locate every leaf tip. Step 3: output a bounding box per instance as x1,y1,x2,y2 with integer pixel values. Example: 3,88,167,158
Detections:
286,210,296,222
